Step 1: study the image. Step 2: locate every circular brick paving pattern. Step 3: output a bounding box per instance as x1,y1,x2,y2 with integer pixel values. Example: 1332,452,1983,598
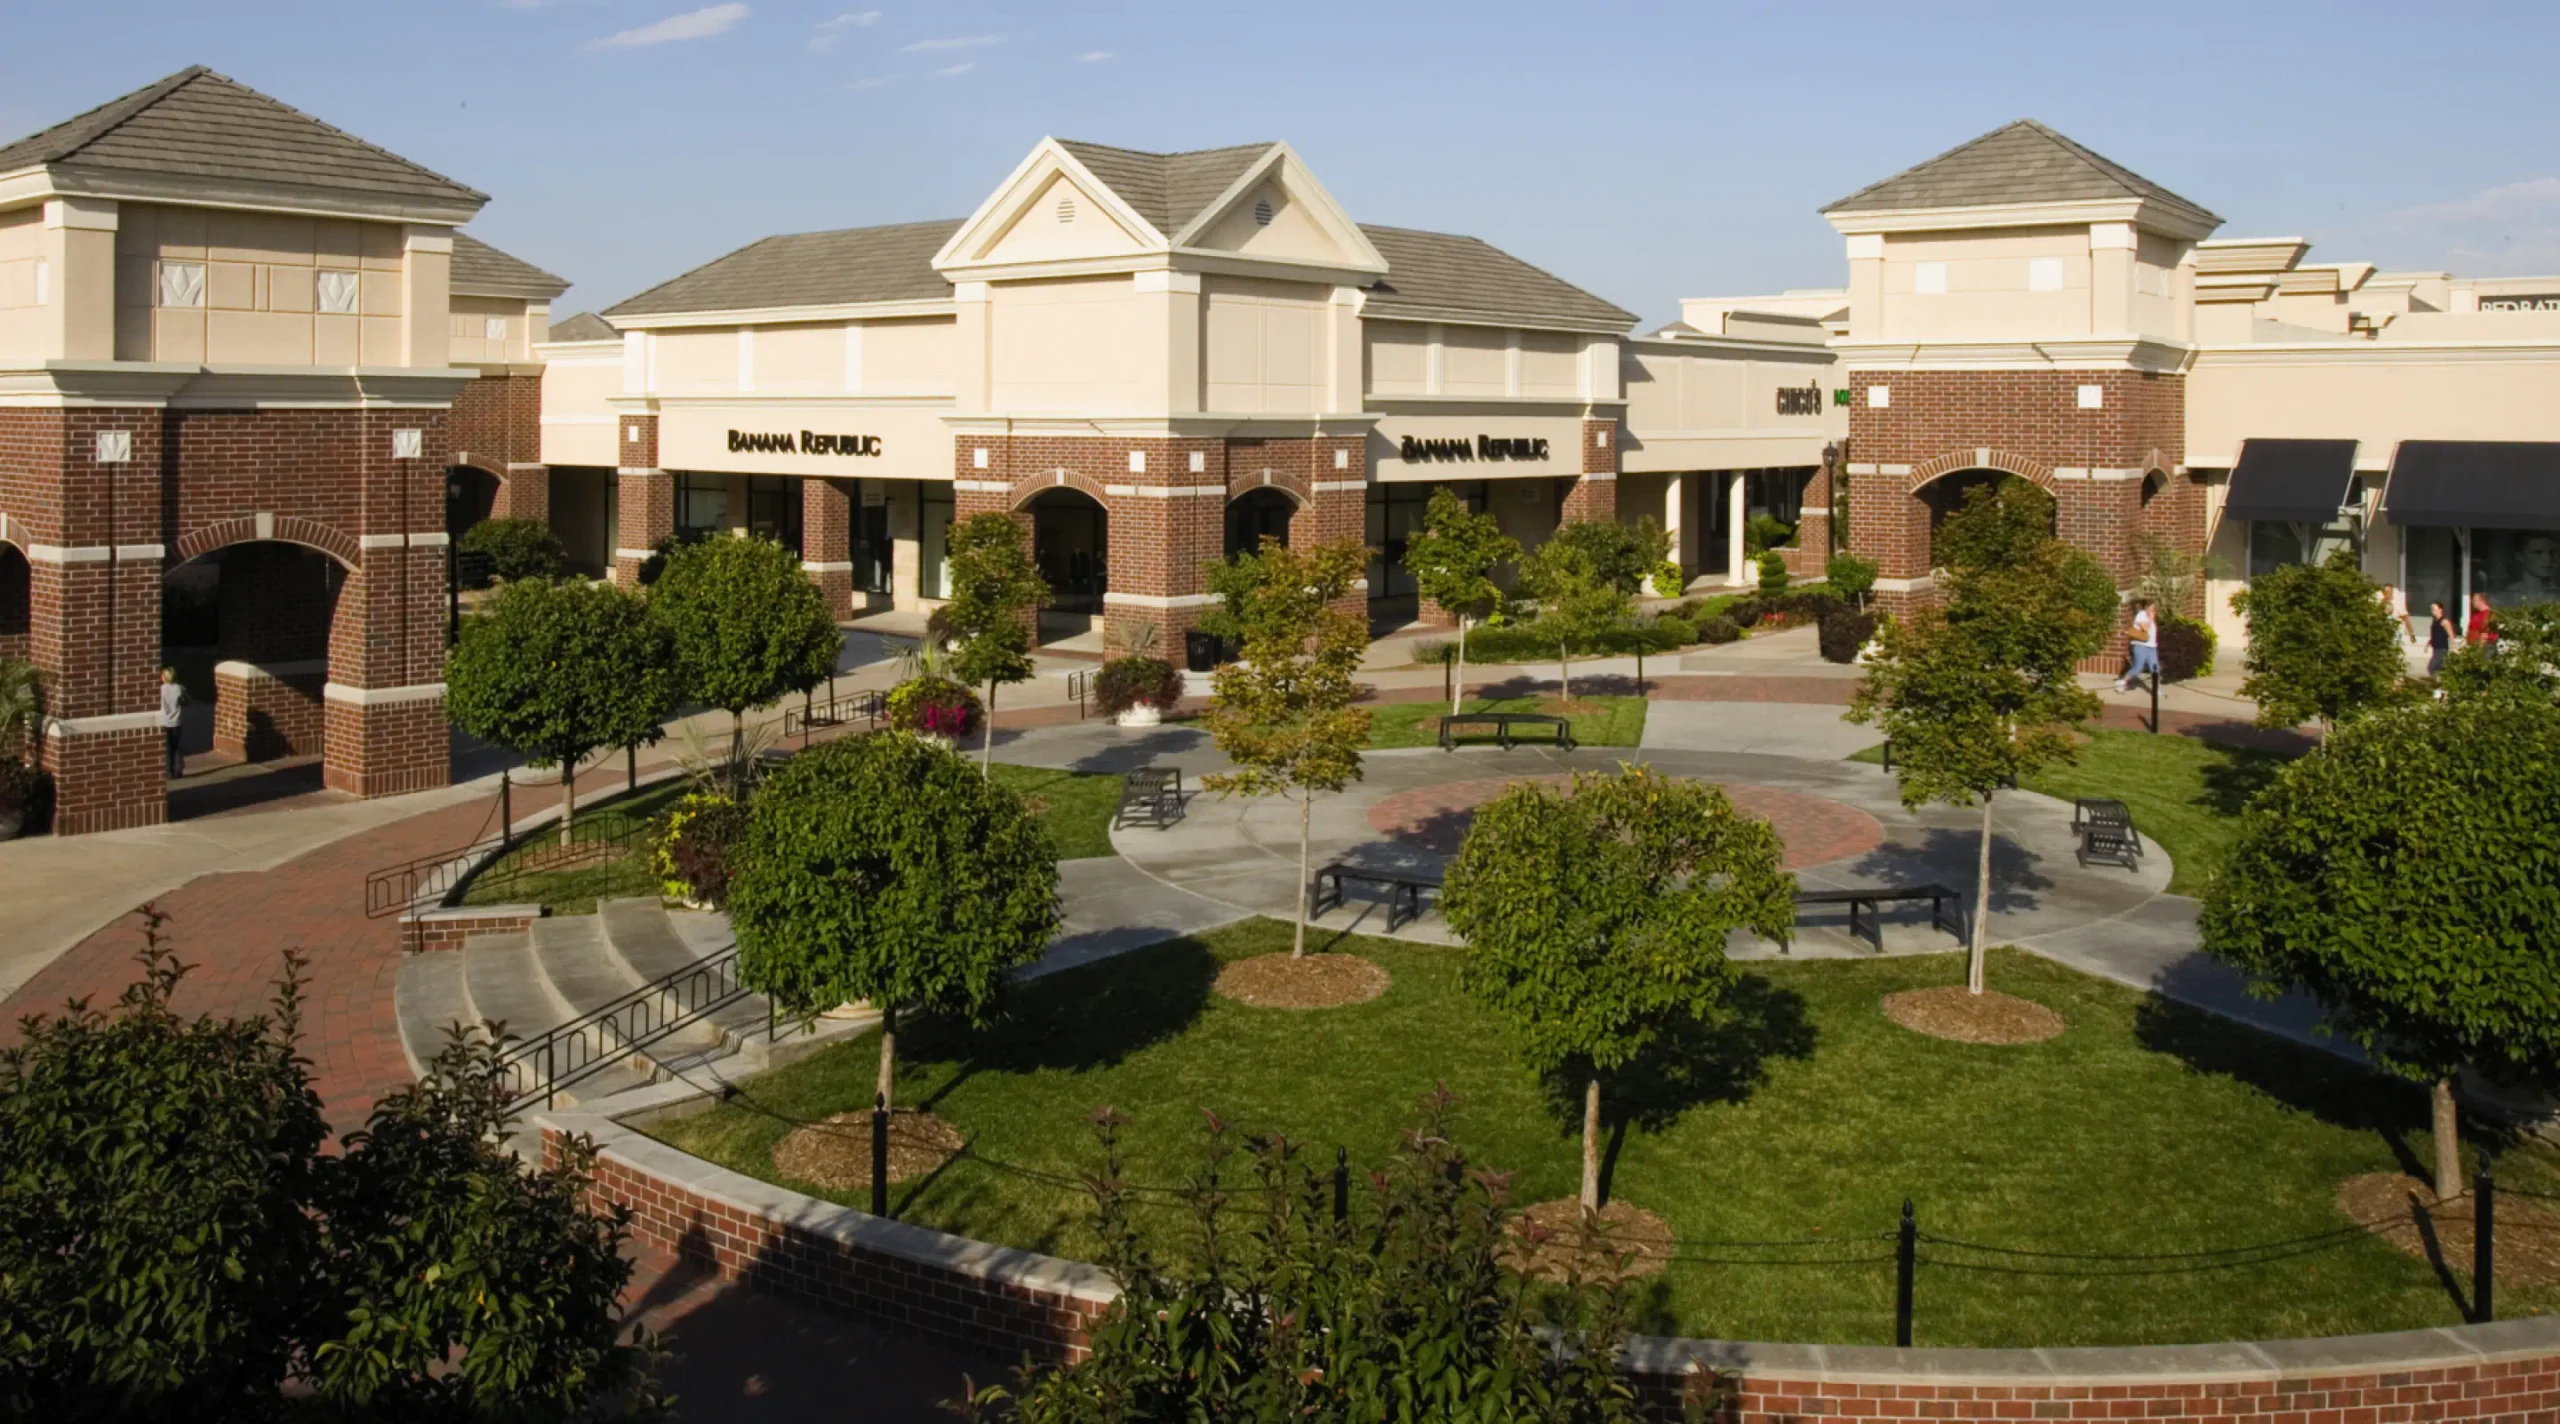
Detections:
1365,774,1884,870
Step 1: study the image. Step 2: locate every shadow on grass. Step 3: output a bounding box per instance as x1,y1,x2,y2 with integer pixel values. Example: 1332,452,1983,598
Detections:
1062,727,1215,776
903,936,1221,1109
2194,746,2289,819
1832,823,2055,921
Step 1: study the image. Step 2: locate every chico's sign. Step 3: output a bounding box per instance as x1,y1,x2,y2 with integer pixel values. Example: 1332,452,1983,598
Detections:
1399,433,1553,463
728,429,883,457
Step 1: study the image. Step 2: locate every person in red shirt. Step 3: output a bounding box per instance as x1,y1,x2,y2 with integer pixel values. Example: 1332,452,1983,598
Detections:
2466,592,2499,648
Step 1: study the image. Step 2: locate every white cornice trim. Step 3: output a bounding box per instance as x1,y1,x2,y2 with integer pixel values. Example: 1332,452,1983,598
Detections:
931,139,1169,273
324,681,446,707
1825,197,2219,242
610,391,953,410
0,163,480,227
1101,591,1221,610
0,362,472,408
607,298,953,331
1365,395,1626,413
1164,141,1389,276
2193,340,2560,366
1362,304,1633,337
1833,338,2194,374
941,413,1381,439
1625,332,1838,361
532,341,624,360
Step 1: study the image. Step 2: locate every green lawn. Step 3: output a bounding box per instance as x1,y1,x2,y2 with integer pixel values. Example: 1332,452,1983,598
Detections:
986,763,1124,860
1849,728,2292,896
1366,694,1646,749
649,918,2555,1348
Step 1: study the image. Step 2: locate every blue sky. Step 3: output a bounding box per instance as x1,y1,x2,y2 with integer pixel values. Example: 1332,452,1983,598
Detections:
8,1,2560,325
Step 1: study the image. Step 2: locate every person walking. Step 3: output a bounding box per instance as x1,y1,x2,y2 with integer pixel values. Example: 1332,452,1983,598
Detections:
2115,596,2159,692
2426,600,2453,677
2466,592,2500,649
158,666,187,780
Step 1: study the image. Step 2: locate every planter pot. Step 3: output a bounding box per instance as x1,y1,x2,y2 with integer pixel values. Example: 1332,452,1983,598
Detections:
821,998,875,1021
1115,704,1164,728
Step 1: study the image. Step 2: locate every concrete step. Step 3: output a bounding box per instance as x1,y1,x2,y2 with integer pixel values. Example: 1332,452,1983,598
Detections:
460,929,572,1048
599,896,713,983
393,949,474,1082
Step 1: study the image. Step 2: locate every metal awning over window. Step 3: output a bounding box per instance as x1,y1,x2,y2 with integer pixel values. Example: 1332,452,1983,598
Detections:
2222,439,2361,523
2382,441,2560,530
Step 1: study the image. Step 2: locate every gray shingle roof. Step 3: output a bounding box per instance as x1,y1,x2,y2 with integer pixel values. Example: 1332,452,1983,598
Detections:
452,233,569,300
1358,225,1636,331
1823,120,2219,227
545,312,619,344
604,219,963,318
0,66,485,208
1054,140,1277,238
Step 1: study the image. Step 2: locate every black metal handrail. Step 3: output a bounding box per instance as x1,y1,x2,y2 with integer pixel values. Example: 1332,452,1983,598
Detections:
783,687,886,743
1066,669,1092,719
464,810,654,904
494,946,828,1112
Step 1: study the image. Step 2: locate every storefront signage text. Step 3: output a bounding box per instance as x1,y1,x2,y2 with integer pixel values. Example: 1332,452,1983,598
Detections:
2480,294,2560,313
1399,434,1552,463
1776,382,1823,416
728,429,883,457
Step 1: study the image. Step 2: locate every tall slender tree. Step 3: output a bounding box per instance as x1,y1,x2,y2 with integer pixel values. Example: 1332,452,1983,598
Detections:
941,513,1050,774
648,535,842,784
1400,486,1518,718
1202,539,1372,960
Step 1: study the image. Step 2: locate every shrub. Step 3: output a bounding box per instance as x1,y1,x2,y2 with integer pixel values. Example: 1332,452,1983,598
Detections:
885,675,981,739
2158,615,2215,682
1094,655,1181,716
1756,549,1791,595
1695,614,1742,644
1462,619,1691,663
1744,513,1795,555
1651,614,1698,646
1650,561,1685,597
456,518,563,587
1826,552,1879,608
654,791,751,907
1819,609,1879,664
1411,638,1454,666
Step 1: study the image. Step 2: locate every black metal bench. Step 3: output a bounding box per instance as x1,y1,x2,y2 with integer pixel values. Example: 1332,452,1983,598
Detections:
1438,712,1577,752
2073,797,2141,871
1792,883,1965,951
1309,862,1439,931
1113,768,1184,830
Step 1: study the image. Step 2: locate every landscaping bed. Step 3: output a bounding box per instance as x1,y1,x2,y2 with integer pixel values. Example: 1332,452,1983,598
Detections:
644,918,2558,1348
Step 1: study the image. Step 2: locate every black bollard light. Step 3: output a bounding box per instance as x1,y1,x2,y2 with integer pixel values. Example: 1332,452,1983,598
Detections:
870,1094,890,1218
1895,1199,1917,1348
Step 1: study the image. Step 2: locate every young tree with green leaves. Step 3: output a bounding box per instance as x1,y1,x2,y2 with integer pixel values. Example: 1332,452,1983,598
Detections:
1202,539,1373,960
1517,525,1637,700
2441,600,2560,705
648,534,842,782
1850,481,2107,996
2201,696,2560,1202
445,577,676,844
1441,766,1794,1211
2231,549,2405,729
940,513,1050,774
727,733,1060,1113
1399,485,1519,718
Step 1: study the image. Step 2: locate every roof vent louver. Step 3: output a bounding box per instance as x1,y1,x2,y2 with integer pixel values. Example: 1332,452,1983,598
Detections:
1056,196,1075,224
1253,197,1274,226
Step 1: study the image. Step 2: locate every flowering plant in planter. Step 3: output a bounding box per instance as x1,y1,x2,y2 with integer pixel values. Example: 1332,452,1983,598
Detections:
885,675,981,740
653,791,751,908
1095,656,1182,719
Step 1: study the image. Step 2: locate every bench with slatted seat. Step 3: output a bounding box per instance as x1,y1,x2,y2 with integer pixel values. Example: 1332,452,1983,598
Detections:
1113,768,1184,830
1438,712,1577,752
1791,883,1965,951
2073,797,2141,871
1309,862,1440,931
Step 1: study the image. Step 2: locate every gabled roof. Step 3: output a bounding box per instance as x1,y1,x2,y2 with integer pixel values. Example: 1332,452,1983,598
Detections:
606,219,963,318
1823,120,2218,228
1053,140,1279,240
0,66,486,208
451,233,569,301
1358,225,1636,331
545,312,619,344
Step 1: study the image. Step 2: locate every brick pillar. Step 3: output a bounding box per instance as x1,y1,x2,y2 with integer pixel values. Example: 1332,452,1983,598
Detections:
492,463,550,523
1849,465,1932,621
0,546,27,664
1298,434,1369,625
1793,458,1835,574
1099,438,1226,653
319,411,451,799
802,476,853,618
613,415,668,587
1561,417,1619,523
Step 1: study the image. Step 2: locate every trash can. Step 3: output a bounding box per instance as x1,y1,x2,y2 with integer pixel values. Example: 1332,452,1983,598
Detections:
1185,630,1222,673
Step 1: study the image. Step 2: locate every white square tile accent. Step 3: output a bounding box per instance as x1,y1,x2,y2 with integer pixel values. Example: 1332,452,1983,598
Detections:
1598,428,1611,447
2029,258,2064,292
1913,262,1947,295
1333,449,1349,470
485,317,509,341
391,429,424,460
159,261,204,309
316,269,359,315
1867,385,1891,409
2076,384,2104,410
626,425,639,443
972,447,989,469
1187,451,1204,473
1127,450,1146,473
94,430,131,464
33,260,46,306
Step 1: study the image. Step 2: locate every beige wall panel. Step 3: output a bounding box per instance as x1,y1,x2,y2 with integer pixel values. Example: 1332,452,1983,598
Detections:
155,307,205,363
1440,326,1506,395
654,402,954,481
989,276,1138,411
1192,182,1354,264
1519,331,1578,393
754,322,845,391
207,261,256,311
2189,355,2560,455
1620,433,1831,474
1888,228,2087,262
357,268,399,318
113,204,155,255
314,219,362,265
0,211,40,263
1202,277,1323,414
654,328,740,390
358,222,403,270
861,317,955,393
538,356,622,466
114,302,150,360
208,212,314,265
0,259,34,309
1683,355,1746,429
208,308,315,364
268,264,314,314
981,172,1149,264
358,314,400,365
1623,348,1683,430
0,307,43,360
1371,412,1585,482
1365,320,1429,394
314,313,359,366
156,206,207,258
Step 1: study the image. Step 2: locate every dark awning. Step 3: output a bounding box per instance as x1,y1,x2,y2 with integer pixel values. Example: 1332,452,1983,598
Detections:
2382,441,2560,530
2222,439,2361,523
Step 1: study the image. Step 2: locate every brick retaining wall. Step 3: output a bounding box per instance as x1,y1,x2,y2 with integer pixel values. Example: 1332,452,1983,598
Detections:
545,1104,2560,1421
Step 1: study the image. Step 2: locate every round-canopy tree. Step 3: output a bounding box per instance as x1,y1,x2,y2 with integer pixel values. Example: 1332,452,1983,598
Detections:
445,577,676,843
649,534,842,782
2201,695,2560,1203
2231,549,2406,729
939,512,1048,773
727,733,1060,1112
1440,766,1795,1211
1400,485,1518,718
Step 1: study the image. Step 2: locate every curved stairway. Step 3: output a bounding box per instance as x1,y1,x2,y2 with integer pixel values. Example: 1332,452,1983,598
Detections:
394,896,874,1114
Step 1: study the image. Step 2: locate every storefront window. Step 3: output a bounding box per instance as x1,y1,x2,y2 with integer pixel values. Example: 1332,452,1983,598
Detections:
1365,481,1486,606
744,475,801,555
2404,526,2461,631
1745,468,1810,528
676,474,728,536
918,488,953,599
2471,528,2560,607
853,483,892,595
2247,516,2359,578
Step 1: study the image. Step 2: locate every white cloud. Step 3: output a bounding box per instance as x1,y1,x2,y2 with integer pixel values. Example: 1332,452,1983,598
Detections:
902,33,1003,51
817,9,881,29
2388,177,2560,229
848,75,897,90
1077,50,1111,62
592,3,748,48
2372,177,2560,276
932,62,976,77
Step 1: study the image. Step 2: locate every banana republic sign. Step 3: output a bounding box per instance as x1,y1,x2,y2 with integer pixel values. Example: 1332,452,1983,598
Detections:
728,429,883,457
1399,433,1552,463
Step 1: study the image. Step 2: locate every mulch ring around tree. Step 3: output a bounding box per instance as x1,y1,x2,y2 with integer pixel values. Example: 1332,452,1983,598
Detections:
2336,1173,2560,1286
1882,986,2065,1045
1212,952,1391,1010
771,1109,966,1192
1502,1200,1676,1283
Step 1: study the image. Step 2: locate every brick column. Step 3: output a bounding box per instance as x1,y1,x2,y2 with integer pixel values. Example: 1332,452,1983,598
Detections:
1789,458,1835,578
491,463,550,523
320,410,452,799
1300,434,1370,624
1560,417,1619,523
613,414,669,587
802,476,854,618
